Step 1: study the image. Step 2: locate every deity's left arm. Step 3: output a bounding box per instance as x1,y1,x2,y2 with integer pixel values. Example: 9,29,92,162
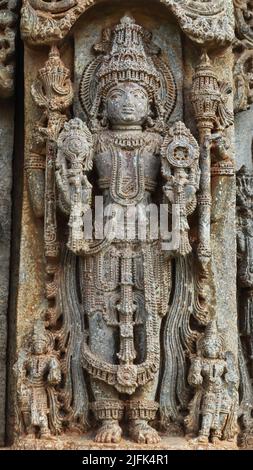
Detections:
47,356,61,386
188,357,203,387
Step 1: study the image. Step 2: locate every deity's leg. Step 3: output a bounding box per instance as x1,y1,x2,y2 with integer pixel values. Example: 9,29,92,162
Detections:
39,413,51,438
198,413,213,443
22,411,33,437
126,317,161,444
211,412,228,444
126,378,161,444
88,312,124,443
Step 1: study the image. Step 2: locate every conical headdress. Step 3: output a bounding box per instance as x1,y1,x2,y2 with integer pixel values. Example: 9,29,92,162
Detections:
79,15,177,123
197,320,224,355
97,15,161,98
32,319,52,348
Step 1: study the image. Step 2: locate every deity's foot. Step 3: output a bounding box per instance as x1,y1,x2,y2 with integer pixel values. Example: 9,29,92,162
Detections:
197,434,209,444
129,421,161,444
25,432,35,439
210,436,221,445
94,421,122,443
40,430,56,440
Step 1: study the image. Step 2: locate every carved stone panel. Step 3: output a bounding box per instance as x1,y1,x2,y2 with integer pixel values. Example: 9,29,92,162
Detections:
3,0,242,451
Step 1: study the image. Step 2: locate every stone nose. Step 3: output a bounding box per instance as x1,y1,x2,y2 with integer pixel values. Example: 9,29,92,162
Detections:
124,92,136,107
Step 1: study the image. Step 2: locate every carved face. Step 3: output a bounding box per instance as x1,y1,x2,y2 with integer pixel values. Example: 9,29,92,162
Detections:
105,83,149,126
202,340,221,359
33,339,48,355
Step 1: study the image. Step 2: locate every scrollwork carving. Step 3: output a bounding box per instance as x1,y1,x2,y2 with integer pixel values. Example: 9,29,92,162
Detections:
161,0,234,46
20,0,234,47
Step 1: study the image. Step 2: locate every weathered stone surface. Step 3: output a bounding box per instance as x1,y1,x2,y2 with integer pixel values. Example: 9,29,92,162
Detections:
0,99,14,445
10,433,238,450
0,0,17,97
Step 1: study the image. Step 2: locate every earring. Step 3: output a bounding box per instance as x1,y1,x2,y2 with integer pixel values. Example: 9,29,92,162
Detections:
101,109,108,127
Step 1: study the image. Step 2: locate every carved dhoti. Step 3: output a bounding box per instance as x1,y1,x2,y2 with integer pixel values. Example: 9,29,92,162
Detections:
80,240,170,418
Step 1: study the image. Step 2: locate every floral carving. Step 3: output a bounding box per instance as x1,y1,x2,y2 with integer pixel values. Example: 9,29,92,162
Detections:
161,0,234,46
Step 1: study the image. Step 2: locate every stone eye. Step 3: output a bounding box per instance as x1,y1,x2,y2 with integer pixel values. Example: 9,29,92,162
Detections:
134,91,146,100
110,93,122,101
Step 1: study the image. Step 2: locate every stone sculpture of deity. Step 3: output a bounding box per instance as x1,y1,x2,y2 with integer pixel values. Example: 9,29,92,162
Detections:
186,321,238,444
15,320,61,438
55,14,201,444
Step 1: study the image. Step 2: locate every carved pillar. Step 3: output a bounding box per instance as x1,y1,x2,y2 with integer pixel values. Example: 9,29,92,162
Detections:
0,0,17,446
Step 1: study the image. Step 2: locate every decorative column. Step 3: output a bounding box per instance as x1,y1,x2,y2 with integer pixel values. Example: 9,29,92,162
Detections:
29,45,73,325
191,52,221,268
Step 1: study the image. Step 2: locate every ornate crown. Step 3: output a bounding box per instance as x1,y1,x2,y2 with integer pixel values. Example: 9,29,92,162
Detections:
97,15,160,98
32,319,53,348
79,15,177,124
197,320,224,356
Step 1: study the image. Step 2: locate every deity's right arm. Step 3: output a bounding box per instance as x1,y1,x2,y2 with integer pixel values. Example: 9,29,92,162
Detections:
188,356,203,387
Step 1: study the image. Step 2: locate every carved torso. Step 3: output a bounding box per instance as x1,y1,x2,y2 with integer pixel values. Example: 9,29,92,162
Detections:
201,358,226,390
94,130,162,206
27,355,51,386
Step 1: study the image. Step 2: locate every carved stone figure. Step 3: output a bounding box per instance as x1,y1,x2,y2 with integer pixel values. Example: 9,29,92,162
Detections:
15,320,61,438
186,321,238,444
54,14,202,444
